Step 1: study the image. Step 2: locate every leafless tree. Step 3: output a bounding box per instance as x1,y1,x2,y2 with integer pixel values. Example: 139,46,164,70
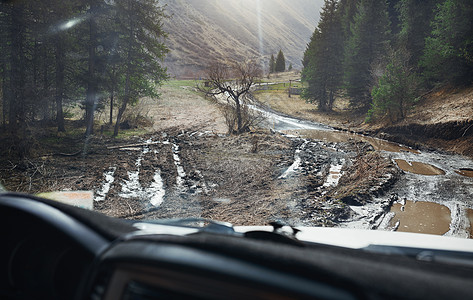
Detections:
198,61,262,134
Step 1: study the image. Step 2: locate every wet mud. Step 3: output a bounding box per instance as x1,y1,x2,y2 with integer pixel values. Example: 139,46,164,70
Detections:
3,102,472,238
82,130,372,226
468,209,473,238
389,200,451,235
286,129,419,153
382,120,473,140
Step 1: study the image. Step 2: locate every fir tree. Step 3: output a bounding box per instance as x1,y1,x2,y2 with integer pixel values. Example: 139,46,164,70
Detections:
398,0,438,69
275,49,285,72
302,0,343,111
343,0,392,109
420,0,473,85
269,54,276,73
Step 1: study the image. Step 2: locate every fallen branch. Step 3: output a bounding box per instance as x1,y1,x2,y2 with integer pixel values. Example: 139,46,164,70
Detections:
41,150,83,158
462,123,473,137
107,141,160,150
53,150,82,157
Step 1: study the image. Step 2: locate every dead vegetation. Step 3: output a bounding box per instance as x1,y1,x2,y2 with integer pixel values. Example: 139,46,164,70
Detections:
327,142,400,206
197,61,263,134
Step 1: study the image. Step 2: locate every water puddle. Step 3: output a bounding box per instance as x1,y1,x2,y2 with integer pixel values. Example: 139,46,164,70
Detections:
118,140,166,207
456,168,473,178
394,159,445,175
279,140,308,179
213,197,232,204
389,200,451,235
95,167,117,201
172,142,186,189
323,160,345,188
284,129,355,144
251,106,332,131
284,129,419,153
365,137,420,154
119,169,166,207
150,170,165,206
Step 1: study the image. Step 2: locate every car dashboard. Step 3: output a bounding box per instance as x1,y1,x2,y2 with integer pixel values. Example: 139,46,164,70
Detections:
1,193,473,300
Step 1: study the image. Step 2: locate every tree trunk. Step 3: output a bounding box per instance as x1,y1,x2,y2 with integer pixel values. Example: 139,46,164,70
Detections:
114,2,134,137
85,10,97,136
9,3,26,134
109,89,114,125
31,41,38,121
55,39,65,132
41,47,51,121
113,98,127,137
328,90,334,111
1,59,7,129
114,63,131,137
235,98,242,133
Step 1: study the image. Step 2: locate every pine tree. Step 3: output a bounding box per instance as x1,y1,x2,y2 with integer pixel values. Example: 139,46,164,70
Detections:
368,47,419,122
302,0,343,111
420,0,473,85
275,49,285,72
112,0,169,137
269,54,276,73
0,0,169,141
343,0,392,109
339,0,358,46
398,0,438,69
386,0,402,35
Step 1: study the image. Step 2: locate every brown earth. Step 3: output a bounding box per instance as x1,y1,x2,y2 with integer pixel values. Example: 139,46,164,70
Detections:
258,86,473,157
371,87,473,157
0,80,398,226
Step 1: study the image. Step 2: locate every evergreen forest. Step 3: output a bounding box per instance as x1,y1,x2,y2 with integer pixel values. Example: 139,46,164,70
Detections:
0,0,168,157
302,0,473,122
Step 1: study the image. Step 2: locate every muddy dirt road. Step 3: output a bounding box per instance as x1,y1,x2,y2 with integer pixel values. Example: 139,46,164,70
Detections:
89,98,473,237
255,107,473,238
5,81,470,238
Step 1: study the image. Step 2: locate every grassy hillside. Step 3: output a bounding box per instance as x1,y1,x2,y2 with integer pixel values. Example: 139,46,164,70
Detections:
160,0,322,78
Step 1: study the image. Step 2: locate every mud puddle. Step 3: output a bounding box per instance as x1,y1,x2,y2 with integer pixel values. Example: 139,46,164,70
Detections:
456,168,473,178
389,200,451,235
394,159,446,176
284,129,419,153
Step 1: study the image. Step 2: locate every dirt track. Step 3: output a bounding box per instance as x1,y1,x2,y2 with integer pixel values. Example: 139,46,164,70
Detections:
87,128,397,226
0,80,412,227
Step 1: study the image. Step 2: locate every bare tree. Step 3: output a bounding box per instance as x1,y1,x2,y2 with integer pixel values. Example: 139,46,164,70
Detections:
199,61,262,134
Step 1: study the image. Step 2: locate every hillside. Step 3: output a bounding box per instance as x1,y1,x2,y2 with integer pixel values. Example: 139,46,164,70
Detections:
160,0,322,78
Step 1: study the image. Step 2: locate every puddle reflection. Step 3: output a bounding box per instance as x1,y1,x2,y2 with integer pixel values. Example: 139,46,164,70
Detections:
285,129,419,153
390,201,451,235
455,168,473,178
394,159,445,176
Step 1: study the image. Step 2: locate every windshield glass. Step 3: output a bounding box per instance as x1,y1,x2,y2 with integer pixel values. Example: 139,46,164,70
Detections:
0,0,472,238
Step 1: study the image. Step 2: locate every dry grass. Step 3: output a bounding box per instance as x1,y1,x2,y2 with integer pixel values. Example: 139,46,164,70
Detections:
255,89,360,128
332,152,395,205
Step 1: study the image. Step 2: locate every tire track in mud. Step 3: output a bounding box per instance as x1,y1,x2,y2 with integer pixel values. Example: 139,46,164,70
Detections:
93,134,218,220
92,130,360,225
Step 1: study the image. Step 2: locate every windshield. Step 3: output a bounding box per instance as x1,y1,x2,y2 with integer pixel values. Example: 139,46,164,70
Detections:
0,0,472,239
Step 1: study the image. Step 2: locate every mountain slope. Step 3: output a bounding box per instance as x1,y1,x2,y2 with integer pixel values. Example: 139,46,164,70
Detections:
160,0,323,78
